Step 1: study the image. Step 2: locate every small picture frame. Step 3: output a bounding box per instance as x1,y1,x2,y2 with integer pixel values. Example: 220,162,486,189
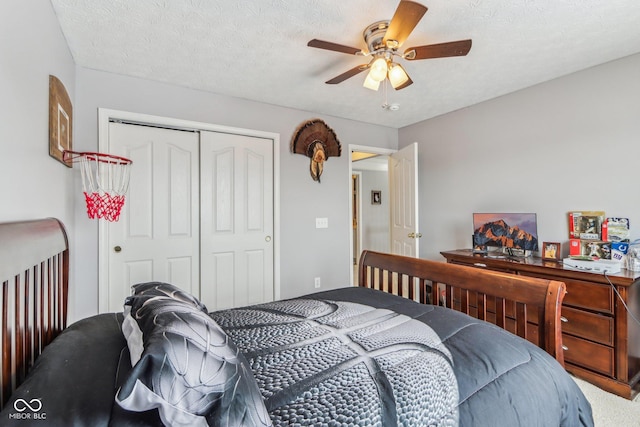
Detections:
371,190,381,205
542,242,561,261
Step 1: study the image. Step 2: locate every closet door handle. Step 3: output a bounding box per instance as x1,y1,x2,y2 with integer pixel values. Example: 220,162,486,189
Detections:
114,246,122,253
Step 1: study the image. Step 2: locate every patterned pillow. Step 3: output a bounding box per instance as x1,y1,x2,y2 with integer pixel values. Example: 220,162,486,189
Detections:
130,281,208,312
122,282,208,366
118,293,272,427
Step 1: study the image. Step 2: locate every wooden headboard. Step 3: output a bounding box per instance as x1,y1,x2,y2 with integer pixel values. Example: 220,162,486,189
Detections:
0,218,69,407
357,250,567,365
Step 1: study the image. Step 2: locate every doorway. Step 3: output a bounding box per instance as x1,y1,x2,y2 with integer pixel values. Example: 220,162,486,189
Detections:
349,145,395,286
349,144,420,286
352,154,391,250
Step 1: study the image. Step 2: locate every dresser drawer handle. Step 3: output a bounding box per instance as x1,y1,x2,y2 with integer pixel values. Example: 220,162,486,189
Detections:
560,316,568,323
562,345,569,351
473,263,487,268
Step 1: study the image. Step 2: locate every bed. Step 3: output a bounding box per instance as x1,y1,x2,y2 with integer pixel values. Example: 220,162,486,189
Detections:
0,218,593,426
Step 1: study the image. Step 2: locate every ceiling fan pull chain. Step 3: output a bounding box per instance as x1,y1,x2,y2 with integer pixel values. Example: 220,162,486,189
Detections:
384,79,388,107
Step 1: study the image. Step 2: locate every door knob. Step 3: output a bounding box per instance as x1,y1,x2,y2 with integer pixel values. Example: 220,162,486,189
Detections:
265,236,272,242
408,232,423,239
114,246,122,253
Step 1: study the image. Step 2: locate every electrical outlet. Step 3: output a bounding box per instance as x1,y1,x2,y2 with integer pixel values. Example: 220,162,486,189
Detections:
315,217,328,228
314,277,321,288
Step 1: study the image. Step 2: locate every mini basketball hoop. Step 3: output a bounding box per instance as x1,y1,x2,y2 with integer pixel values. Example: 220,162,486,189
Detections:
63,150,132,222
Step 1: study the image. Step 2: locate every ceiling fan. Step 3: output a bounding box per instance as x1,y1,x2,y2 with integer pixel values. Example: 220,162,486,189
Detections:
308,0,472,91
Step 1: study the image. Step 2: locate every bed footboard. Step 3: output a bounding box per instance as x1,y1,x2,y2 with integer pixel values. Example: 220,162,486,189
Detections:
357,250,567,365
0,218,69,407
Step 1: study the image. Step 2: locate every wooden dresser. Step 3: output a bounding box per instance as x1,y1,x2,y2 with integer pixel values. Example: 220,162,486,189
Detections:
441,249,640,399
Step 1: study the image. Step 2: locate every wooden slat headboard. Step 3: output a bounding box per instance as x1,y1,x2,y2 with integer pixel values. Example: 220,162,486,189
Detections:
0,218,69,407
357,250,567,365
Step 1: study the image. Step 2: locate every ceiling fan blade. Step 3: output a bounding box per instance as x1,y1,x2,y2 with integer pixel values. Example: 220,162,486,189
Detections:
383,0,428,48
308,39,363,55
325,64,369,84
394,75,413,90
404,39,472,60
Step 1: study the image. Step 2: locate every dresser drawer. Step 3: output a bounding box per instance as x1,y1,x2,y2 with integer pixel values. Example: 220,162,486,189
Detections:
561,306,614,346
519,272,614,314
563,279,614,314
562,334,614,377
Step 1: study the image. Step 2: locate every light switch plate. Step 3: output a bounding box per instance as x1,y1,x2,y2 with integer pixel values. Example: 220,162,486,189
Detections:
316,217,328,228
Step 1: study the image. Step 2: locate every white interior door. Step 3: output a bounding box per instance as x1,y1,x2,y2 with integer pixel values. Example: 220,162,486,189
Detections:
105,122,200,312
389,143,419,257
200,131,274,310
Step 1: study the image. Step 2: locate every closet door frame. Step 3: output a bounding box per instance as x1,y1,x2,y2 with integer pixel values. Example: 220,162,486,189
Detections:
96,108,281,313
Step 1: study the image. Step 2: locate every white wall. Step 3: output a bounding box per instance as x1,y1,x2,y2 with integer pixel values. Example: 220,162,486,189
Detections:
0,1,75,223
399,53,640,261
73,68,398,320
0,2,77,311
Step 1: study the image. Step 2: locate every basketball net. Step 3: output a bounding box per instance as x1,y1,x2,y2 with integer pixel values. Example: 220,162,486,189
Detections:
64,151,132,222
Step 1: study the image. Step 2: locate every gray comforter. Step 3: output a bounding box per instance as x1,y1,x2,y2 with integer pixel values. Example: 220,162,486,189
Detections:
0,286,593,426
212,287,593,427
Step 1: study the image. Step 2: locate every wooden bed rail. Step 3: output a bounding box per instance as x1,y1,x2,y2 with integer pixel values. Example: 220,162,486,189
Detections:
357,250,567,365
0,218,69,408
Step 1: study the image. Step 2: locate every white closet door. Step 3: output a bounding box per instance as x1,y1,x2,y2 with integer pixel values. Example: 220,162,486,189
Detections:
105,122,200,312
200,131,274,310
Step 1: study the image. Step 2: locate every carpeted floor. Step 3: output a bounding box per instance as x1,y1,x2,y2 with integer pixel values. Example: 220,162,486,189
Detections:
573,376,640,426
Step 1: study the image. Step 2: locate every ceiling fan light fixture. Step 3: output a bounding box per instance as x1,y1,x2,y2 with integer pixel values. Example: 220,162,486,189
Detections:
307,1,472,92
388,63,409,89
369,57,388,82
363,73,381,91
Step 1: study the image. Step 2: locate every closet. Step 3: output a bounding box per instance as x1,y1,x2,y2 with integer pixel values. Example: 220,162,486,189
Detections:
100,119,274,312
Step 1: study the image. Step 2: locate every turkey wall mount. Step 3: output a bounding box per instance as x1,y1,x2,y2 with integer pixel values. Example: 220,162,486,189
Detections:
290,119,342,183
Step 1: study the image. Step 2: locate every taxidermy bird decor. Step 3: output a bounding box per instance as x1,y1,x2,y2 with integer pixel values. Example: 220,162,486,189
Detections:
291,119,342,182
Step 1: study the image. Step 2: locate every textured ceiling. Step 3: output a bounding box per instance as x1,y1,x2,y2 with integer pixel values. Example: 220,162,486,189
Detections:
50,0,640,128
